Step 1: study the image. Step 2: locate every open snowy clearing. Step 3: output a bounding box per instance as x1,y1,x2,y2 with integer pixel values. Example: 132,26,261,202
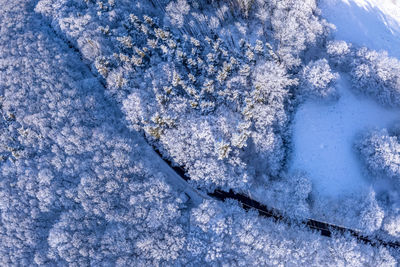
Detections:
289,0,400,198
290,74,400,197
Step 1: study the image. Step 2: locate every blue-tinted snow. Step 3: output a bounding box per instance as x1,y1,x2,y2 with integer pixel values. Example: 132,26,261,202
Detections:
290,75,400,197
320,0,400,59
291,0,400,197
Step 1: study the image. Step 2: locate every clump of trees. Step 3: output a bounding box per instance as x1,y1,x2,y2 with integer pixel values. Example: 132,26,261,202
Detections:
311,188,386,236
37,0,333,192
325,40,400,241
252,171,313,219
351,48,400,107
0,2,191,265
355,129,400,182
47,176,188,266
326,40,400,107
354,127,400,239
185,199,396,266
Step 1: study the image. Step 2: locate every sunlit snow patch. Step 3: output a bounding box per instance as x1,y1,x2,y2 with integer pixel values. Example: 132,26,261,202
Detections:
290,75,400,197
320,0,400,58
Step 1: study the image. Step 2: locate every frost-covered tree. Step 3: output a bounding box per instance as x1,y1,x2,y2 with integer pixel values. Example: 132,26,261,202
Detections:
47,208,105,265
350,47,400,107
165,0,190,28
326,40,353,69
311,187,387,236
326,41,400,108
358,189,385,234
252,171,312,219
355,129,400,182
298,58,339,100
106,13,297,190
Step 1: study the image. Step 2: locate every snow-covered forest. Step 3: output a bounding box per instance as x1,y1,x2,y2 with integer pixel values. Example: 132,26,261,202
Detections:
1,0,400,265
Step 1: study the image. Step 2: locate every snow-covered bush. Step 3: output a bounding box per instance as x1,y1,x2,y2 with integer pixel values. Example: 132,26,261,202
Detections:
326,40,353,68
350,48,400,107
355,129,400,182
298,58,339,100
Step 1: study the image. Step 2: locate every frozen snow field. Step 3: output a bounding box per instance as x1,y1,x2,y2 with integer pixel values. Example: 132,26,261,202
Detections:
290,75,400,197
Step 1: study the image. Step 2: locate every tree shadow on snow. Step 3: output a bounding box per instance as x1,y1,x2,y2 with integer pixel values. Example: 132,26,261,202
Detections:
321,0,400,58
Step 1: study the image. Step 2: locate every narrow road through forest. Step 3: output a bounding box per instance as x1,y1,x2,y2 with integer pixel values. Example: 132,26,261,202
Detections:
40,4,400,251
155,148,400,249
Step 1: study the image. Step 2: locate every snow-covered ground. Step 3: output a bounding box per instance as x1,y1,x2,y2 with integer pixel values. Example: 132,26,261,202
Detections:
290,75,400,197
290,0,400,198
320,0,400,58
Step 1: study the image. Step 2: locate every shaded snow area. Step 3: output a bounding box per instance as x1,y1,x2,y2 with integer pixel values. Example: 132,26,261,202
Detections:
320,0,400,58
290,75,400,197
